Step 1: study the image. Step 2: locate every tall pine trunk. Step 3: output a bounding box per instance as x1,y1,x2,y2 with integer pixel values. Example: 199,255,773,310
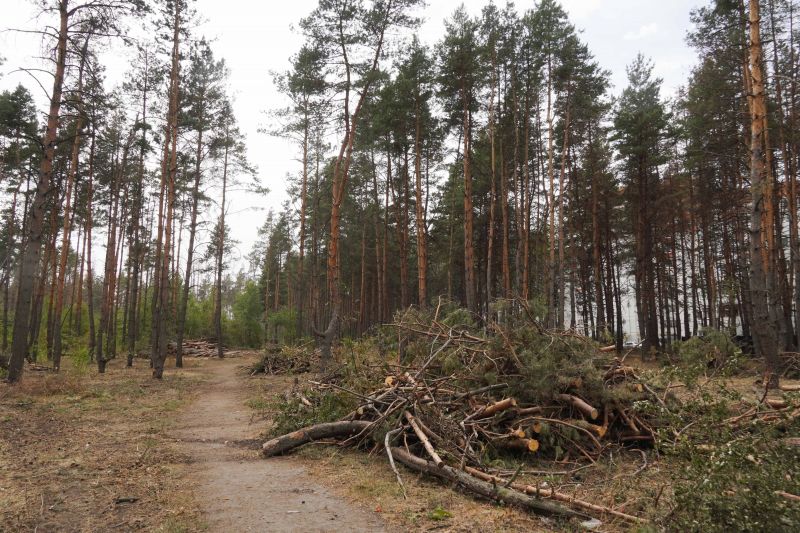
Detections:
747,0,780,387
8,1,68,382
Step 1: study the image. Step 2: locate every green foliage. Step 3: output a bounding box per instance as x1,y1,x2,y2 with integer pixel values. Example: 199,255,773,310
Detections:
266,308,297,344
69,344,91,374
668,428,800,532
270,390,358,437
230,281,266,347
671,329,743,385
511,329,610,406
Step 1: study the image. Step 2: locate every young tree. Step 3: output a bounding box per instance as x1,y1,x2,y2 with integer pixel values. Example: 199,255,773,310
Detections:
210,101,253,359
175,40,226,367
270,43,329,337
0,86,38,361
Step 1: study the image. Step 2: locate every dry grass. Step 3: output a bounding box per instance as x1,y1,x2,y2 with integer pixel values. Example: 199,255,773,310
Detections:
0,356,205,533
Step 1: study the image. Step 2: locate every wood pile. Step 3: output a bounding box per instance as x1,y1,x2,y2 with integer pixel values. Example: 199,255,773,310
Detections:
167,339,224,358
259,302,800,525
249,343,316,375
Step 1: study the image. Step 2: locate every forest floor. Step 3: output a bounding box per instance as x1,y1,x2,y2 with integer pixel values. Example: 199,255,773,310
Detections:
0,353,387,532
4,350,793,532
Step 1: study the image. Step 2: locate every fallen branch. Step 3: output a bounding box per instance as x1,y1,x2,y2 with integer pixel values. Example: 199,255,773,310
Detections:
389,447,587,520
463,466,647,524
262,421,372,457
405,411,444,467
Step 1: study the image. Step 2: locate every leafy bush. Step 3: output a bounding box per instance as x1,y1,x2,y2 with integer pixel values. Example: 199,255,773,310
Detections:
230,281,266,347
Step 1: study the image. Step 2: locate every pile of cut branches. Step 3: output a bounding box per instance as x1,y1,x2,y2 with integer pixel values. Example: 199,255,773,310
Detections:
248,343,316,376
260,303,669,525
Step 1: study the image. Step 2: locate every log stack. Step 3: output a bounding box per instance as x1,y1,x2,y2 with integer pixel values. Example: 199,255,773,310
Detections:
167,339,224,358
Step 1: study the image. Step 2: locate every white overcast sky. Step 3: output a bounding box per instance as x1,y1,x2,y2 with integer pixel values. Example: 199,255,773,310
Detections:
1,0,706,267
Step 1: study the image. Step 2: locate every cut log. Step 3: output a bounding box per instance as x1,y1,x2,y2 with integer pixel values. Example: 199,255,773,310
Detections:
776,491,800,503
565,419,607,438
765,398,788,410
389,447,586,519
497,437,539,453
475,397,517,419
514,406,543,417
556,394,599,420
262,421,371,457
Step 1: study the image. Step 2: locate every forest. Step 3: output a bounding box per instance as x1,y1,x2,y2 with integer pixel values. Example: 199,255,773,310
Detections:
1,0,799,531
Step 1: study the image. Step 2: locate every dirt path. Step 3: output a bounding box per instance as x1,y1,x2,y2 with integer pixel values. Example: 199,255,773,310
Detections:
172,356,386,532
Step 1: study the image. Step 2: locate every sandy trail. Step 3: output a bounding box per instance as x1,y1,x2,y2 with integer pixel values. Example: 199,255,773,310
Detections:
172,356,385,532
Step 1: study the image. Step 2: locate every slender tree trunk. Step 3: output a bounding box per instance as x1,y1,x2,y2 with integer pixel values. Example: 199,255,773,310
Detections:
214,124,230,359
52,35,90,369
86,130,97,366
748,0,780,387
546,59,556,327
8,0,68,382
413,103,427,308
461,84,477,314
325,5,390,354
485,56,497,312
296,108,310,337
176,127,204,367
152,0,181,379
556,96,571,330
127,86,148,366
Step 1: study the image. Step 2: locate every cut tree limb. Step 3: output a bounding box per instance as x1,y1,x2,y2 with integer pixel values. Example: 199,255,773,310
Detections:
463,466,647,524
556,394,599,420
262,421,371,457
776,491,800,502
405,412,444,467
475,397,517,419
389,447,586,519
